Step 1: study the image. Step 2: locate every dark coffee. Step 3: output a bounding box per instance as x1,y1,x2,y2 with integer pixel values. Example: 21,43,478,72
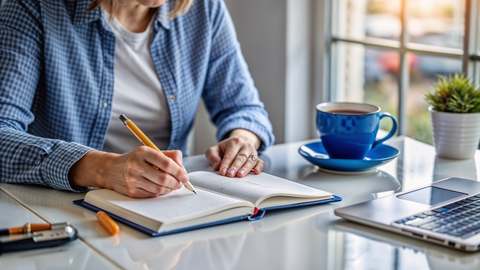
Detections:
327,110,368,115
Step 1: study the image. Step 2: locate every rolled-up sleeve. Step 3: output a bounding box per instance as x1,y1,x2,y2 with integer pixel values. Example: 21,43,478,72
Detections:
201,0,274,152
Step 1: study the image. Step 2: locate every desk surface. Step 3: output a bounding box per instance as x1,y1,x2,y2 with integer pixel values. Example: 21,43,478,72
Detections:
0,188,118,269
2,136,480,270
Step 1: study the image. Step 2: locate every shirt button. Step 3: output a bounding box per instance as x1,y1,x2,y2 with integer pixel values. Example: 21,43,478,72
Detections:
103,102,108,108
169,95,175,102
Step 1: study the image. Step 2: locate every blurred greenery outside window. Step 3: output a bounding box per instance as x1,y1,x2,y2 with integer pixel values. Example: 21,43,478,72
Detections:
331,0,470,145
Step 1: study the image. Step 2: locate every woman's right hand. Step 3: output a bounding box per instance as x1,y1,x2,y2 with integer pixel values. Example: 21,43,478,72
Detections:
68,146,189,198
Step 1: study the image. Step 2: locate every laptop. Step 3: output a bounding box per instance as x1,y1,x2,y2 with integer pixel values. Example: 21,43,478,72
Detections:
334,177,480,252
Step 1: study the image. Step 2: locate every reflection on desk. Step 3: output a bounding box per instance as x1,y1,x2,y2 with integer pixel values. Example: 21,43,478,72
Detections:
1,243,91,270
109,204,333,269
299,169,401,205
331,220,480,270
433,156,477,182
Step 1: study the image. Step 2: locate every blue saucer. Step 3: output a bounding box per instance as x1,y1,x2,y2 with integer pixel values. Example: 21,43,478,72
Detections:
298,141,399,173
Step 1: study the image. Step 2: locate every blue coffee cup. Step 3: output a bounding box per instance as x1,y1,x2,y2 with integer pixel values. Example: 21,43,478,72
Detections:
316,102,398,159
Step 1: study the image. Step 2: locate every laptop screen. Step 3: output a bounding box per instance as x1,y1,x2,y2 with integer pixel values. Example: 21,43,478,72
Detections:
397,186,467,206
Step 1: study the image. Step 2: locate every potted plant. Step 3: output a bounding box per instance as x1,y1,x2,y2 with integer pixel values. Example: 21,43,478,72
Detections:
425,73,480,159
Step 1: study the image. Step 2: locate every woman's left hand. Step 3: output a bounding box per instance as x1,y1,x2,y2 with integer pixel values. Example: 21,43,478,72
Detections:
205,129,264,177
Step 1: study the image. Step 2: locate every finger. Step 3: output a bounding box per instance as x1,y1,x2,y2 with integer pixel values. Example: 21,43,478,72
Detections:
218,139,243,176
163,150,184,167
205,146,222,171
236,155,259,178
141,169,184,191
163,150,187,173
130,155,182,190
138,177,175,196
137,146,189,184
151,171,184,190
226,143,256,177
253,159,265,174
127,188,158,198
117,184,158,198
226,149,253,177
116,169,178,197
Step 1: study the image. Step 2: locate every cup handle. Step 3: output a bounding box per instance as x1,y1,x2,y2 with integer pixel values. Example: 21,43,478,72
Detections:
372,113,398,148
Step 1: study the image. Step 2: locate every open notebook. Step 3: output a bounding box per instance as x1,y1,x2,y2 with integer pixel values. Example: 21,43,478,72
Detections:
74,171,341,236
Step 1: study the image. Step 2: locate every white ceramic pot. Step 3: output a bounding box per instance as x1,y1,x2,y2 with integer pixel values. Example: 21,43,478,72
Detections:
430,107,480,159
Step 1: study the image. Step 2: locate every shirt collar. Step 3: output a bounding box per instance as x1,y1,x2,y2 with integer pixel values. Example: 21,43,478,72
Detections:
72,0,101,25
72,0,171,30
155,1,172,30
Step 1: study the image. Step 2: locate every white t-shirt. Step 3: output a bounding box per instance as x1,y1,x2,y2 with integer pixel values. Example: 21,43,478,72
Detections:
101,10,172,154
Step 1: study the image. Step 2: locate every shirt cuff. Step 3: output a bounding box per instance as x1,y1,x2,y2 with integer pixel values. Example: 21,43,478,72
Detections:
41,142,93,192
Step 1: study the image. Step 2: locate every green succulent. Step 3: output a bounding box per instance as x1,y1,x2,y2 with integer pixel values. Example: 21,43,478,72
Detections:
425,73,480,113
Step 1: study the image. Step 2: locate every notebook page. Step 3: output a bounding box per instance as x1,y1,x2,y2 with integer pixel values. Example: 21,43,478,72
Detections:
188,171,332,206
84,188,252,228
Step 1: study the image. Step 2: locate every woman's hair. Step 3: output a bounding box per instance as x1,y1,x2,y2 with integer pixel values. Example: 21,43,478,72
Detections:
89,0,195,19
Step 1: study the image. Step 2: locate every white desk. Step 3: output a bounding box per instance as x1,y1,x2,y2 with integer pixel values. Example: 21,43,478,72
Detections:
0,188,118,269
2,136,480,269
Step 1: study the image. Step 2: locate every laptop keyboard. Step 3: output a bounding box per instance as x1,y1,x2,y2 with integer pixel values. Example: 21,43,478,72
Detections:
395,194,480,239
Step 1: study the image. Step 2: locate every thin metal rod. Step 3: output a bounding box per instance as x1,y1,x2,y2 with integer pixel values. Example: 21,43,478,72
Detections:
329,0,339,102
473,0,480,82
463,0,472,74
324,0,332,103
406,43,463,59
332,36,400,50
331,37,463,59
398,0,408,136
471,55,480,61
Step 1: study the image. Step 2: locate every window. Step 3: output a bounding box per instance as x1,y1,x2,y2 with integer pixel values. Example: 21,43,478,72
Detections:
328,0,479,145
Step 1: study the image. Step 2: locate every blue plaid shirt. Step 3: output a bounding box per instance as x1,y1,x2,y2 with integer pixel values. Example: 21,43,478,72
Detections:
0,0,274,191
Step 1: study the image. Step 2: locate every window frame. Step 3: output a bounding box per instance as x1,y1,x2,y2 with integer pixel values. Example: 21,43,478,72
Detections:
324,0,479,136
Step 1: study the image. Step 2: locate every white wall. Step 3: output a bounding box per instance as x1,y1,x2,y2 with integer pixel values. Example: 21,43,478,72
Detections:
192,0,327,156
285,0,313,142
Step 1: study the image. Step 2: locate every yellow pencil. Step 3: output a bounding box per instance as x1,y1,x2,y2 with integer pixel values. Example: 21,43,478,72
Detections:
119,114,197,194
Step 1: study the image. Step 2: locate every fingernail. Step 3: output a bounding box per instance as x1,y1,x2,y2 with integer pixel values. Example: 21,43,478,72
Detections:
221,168,227,175
213,162,219,169
228,169,235,176
177,182,183,189
181,175,189,183
238,169,245,175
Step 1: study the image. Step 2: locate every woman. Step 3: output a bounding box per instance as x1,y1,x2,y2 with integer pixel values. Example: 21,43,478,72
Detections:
0,0,274,197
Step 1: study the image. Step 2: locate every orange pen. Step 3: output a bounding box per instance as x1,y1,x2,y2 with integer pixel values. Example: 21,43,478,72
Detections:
0,223,51,235
96,211,119,235
0,222,71,236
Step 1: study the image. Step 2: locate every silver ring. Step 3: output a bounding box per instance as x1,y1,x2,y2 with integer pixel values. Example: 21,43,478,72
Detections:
250,155,258,162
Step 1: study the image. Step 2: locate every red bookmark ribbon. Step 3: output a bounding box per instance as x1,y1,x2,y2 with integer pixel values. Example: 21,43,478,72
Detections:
252,207,259,216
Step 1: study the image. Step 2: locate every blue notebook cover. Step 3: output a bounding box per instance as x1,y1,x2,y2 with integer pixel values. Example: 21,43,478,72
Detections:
73,195,341,237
